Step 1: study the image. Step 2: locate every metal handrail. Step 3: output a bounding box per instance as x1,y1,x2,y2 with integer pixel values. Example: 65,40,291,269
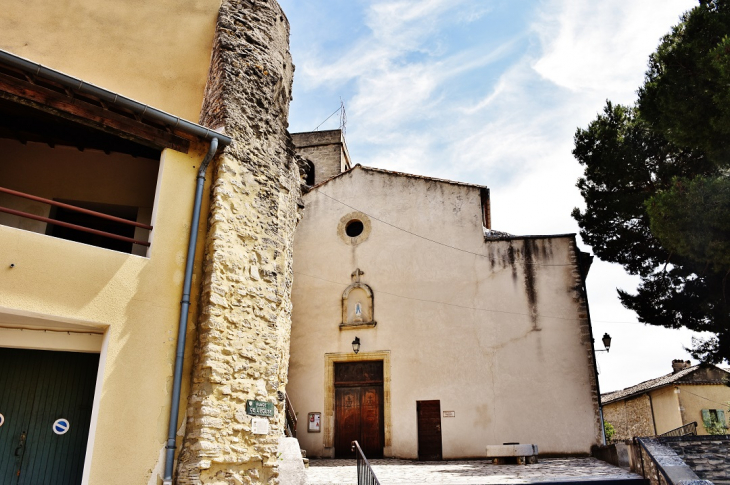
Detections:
351,441,381,485
284,393,297,438
0,186,152,247
658,422,697,438
0,186,153,230
635,437,673,485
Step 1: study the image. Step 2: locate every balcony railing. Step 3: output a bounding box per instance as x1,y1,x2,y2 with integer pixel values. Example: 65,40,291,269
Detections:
0,186,152,247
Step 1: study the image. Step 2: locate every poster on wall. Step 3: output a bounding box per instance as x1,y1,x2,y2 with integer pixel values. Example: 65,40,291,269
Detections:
308,412,321,433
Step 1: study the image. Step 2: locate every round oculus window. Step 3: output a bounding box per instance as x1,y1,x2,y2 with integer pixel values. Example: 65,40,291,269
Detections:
345,220,364,238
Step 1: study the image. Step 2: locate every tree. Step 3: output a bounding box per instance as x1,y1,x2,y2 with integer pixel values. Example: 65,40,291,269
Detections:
573,0,730,362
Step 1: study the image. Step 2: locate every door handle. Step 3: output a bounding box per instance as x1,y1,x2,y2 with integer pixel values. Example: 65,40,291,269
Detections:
436,424,440,431
15,431,27,456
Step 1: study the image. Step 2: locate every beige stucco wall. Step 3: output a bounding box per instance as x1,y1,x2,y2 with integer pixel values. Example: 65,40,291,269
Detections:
0,141,211,484
649,386,683,435
0,0,222,121
602,395,655,441
678,384,730,435
288,167,601,458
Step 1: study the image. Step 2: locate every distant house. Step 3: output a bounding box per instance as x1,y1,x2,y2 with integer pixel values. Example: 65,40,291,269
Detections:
602,360,730,440
286,130,604,460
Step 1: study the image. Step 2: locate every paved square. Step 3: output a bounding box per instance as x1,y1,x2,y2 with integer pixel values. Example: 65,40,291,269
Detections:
305,457,642,484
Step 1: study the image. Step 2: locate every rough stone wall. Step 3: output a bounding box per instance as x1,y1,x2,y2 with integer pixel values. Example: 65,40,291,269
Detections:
291,130,349,184
176,1,301,483
661,435,730,482
568,241,604,446
603,396,655,441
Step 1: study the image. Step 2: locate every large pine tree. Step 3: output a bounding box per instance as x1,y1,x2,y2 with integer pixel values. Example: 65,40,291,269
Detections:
573,0,730,362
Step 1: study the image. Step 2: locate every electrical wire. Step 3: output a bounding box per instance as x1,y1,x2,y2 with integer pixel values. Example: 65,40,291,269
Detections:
316,190,575,267
297,270,601,323
677,386,730,407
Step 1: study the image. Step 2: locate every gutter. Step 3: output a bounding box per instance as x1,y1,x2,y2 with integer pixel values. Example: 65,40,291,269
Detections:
0,49,232,147
162,138,220,485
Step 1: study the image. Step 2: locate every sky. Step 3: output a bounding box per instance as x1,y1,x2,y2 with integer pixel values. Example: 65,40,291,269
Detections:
278,0,707,394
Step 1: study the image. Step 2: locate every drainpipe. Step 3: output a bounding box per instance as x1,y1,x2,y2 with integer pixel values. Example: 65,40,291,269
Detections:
163,137,219,485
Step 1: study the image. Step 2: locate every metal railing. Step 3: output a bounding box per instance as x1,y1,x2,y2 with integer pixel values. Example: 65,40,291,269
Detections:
0,186,152,247
635,437,672,485
284,392,297,438
658,422,697,438
351,441,381,485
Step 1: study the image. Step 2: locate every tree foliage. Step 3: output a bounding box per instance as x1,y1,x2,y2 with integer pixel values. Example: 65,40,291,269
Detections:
573,0,730,362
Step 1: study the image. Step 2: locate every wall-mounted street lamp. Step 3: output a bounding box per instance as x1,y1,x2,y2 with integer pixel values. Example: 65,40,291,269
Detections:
595,333,612,352
352,337,361,354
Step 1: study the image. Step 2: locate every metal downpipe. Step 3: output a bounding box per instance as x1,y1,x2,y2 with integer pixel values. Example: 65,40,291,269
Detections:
163,137,219,484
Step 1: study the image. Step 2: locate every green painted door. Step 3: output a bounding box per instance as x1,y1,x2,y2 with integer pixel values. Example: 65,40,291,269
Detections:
0,348,98,485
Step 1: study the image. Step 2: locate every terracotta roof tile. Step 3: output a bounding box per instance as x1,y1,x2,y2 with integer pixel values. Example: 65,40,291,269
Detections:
601,364,730,404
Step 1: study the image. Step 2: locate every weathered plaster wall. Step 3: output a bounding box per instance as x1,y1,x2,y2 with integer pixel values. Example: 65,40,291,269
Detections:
678,384,730,435
0,0,222,121
176,1,300,483
603,395,655,441
288,167,601,459
0,142,212,485
650,386,683,435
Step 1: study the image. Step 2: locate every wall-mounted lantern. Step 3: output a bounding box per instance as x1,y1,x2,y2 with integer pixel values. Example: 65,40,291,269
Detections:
352,336,361,354
595,333,612,352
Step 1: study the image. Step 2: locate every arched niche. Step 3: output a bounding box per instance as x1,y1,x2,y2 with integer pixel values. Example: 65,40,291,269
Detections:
341,269,376,329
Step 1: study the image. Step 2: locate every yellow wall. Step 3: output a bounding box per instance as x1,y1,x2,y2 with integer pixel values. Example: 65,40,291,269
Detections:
0,0,222,121
0,142,212,484
647,386,682,435
678,384,730,435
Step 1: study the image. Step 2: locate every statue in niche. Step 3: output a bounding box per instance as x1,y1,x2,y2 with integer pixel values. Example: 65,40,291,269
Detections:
341,268,375,328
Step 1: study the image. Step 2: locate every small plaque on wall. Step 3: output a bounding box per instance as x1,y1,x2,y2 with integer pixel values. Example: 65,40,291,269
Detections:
251,417,270,435
308,412,321,433
443,411,455,418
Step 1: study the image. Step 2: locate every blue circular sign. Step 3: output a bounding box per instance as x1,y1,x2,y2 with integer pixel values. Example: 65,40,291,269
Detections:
53,418,70,435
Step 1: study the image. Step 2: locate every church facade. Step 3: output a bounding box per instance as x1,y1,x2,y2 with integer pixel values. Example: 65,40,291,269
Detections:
287,138,604,459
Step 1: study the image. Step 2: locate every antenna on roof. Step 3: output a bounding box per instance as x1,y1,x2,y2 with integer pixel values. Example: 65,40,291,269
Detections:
339,98,347,137
314,100,346,134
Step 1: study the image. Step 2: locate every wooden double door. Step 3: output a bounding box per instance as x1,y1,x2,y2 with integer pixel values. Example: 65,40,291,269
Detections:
334,361,384,458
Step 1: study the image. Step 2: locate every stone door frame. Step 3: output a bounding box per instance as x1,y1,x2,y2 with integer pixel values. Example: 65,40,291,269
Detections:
323,351,391,458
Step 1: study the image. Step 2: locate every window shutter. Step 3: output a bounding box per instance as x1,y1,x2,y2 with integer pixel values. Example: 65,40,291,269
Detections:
717,409,726,425
701,409,712,427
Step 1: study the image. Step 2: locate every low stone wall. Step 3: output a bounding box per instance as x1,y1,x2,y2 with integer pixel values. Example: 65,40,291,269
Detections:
660,435,730,483
592,441,633,470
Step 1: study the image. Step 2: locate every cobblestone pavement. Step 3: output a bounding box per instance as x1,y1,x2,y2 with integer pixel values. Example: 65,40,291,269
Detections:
306,457,642,484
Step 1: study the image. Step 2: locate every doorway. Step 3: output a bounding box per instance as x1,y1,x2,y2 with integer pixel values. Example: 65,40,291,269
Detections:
334,361,384,458
0,348,98,485
417,400,443,461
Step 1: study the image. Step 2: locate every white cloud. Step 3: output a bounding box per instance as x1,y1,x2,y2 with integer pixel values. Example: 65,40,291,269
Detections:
532,0,695,103
286,0,710,390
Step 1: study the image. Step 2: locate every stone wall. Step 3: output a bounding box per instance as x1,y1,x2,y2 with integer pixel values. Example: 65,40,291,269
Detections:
176,1,301,483
291,130,350,185
603,395,655,441
661,435,730,483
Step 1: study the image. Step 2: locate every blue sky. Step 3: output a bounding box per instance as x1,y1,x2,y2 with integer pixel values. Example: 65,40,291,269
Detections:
279,0,705,393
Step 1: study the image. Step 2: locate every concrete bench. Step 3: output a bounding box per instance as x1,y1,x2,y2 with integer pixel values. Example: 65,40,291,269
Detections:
486,443,538,465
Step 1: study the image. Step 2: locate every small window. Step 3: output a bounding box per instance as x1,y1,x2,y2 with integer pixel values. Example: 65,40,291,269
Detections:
345,219,364,238
701,408,727,434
